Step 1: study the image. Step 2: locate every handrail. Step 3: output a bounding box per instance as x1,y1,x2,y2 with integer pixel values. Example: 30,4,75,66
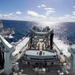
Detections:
53,41,63,54
53,41,70,66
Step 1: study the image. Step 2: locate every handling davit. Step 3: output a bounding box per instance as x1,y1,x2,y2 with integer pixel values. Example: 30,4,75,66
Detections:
0,26,75,75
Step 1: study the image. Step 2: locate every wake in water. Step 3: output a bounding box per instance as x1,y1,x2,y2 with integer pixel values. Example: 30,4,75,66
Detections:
39,22,71,57
54,37,70,57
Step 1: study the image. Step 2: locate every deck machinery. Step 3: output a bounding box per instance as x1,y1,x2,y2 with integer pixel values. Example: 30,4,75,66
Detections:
23,26,59,66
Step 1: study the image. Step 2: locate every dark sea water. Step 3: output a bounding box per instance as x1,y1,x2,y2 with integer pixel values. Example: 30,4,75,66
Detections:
2,20,75,56
2,20,75,44
2,20,38,42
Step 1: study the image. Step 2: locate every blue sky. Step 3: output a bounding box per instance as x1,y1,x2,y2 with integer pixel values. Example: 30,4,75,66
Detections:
0,0,75,22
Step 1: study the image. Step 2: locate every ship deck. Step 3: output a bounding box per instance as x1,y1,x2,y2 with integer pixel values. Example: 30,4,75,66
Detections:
0,26,71,75
17,38,66,75
0,37,67,75
17,58,62,75
0,57,62,75
13,38,64,75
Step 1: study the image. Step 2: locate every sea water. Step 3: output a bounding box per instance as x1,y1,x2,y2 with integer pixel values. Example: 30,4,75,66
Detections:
2,20,75,57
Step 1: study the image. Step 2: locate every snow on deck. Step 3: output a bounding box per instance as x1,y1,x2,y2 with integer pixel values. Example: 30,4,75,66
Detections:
12,37,29,56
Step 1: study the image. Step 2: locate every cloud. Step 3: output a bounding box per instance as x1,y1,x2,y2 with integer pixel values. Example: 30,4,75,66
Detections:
0,14,2,17
73,11,75,15
27,10,39,17
45,8,55,16
0,13,15,18
3,14,9,17
0,11,22,20
71,16,75,18
16,11,22,14
45,8,54,10
37,6,41,8
58,14,71,19
37,4,46,8
9,13,13,16
27,5,55,20
37,4,55,16
73,6,75,8
65,14,70,17
58,16,67,19
27,10,46,18
40,15,46,18
41,4,46,7
3,13,15,17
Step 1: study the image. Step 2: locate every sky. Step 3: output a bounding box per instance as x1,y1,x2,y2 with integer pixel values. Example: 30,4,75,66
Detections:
0,0,75,22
